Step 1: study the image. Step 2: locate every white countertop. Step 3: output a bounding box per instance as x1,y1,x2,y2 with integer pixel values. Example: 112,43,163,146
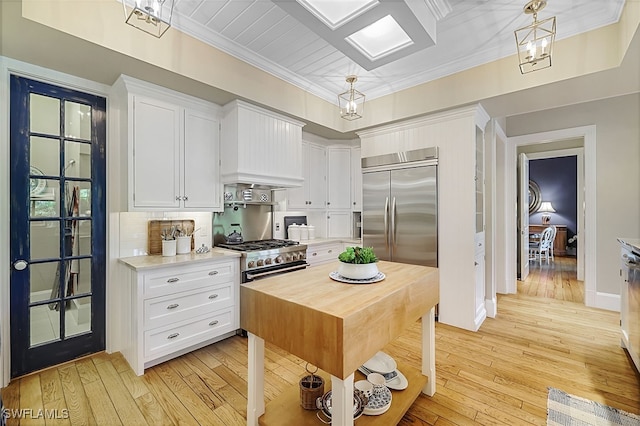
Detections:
119,249,240,271
618,238,640,253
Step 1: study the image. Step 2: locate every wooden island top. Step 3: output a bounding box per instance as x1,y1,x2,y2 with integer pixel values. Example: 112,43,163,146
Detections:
241,260,439,379
241,260,439,426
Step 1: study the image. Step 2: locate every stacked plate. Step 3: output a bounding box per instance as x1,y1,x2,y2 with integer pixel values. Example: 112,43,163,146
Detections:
358,351,409,416
359,351,409,391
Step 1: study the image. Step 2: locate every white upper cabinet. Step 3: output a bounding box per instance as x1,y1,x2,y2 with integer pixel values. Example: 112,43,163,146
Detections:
111,75,222,212
220,100,305,188
132,96,181,209
326,147,351,210
183,108,221,210
288,141,326,209
351,146,362,211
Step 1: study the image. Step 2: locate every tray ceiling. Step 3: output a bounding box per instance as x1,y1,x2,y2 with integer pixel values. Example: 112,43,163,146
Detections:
168,0,624,102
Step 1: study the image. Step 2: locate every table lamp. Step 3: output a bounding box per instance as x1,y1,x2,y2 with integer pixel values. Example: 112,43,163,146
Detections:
538,201,556,224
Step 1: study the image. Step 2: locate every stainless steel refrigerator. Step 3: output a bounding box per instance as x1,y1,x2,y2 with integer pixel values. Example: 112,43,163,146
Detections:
362,147,438,267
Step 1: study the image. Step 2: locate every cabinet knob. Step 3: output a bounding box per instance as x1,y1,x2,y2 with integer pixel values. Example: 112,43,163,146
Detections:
167,333,180,339
474,262,479,266
353,202,356,205
327,202,331,205
209,320,219,326
167,277,180,283
208,271,218,276
175,196,181,201
312,252,317,256
183,195,188,201
327,250,332,254
209,294,218,299
167,303,179,310
308,201,312,205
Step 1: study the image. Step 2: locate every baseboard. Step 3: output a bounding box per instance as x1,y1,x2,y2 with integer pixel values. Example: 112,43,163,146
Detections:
585,290,619,312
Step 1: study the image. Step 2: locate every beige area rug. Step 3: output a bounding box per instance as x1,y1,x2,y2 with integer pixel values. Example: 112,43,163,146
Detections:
547,387,640,425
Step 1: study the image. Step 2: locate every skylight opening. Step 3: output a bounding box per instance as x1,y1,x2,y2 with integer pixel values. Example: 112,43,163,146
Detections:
345,15,414,61
297,0,379,30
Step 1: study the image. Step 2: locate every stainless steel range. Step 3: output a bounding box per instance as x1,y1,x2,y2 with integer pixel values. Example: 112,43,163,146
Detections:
218,239,308,282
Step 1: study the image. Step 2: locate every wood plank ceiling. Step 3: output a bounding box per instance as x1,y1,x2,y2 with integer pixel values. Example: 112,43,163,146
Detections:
169,0,626,102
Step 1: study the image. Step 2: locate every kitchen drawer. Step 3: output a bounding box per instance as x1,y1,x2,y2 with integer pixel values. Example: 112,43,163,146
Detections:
143,261,233,297
307,244,341,266
144,283,234,329
144,308,235,360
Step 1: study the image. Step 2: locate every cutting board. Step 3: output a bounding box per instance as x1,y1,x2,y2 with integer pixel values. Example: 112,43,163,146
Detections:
147,219,195,255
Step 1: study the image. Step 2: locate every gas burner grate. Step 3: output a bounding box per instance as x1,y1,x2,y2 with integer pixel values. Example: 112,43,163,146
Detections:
218,239,299,252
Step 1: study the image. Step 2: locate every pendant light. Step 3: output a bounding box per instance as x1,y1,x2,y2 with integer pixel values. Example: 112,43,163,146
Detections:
514,0,556,74
338,76,365,121
123,0,175,38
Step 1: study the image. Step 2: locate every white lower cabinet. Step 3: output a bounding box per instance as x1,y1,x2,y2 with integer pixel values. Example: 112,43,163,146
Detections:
117,258,239,375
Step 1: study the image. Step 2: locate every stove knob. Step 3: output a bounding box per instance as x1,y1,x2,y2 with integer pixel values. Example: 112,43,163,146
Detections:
265,258,272,265
257,259,264,267
285,254,292,262
247,260,255,268
299,252,306,260
291,253,298,261
275,256,283,264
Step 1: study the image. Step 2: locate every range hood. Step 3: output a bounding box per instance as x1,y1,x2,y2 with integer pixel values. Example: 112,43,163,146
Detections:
222,184,278,206
220,100,305,188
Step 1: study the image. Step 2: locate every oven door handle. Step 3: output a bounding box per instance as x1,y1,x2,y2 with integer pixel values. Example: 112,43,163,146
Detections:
245,263,310,280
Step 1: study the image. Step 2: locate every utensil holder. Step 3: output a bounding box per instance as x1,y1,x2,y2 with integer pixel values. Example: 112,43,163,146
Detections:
162,240,176,257
300,364,324,410
176,236,191,254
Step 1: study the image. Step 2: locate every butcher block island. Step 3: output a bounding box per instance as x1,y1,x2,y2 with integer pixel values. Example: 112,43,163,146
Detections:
241,260,439,426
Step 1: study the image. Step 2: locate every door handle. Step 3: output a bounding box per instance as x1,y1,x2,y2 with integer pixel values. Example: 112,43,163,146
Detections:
384,197,389,250
391,197,397,247
13,260,28,271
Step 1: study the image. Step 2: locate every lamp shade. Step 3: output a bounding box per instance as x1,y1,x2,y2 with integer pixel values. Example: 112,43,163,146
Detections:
537,201,556,213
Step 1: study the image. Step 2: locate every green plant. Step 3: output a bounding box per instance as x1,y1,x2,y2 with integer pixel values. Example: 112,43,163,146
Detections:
338,246,378,264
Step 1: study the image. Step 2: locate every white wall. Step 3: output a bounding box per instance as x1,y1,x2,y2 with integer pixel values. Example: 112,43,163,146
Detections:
506,93,640,297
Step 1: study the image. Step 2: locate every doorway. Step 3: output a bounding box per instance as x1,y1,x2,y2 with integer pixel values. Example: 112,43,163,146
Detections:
505,125,596,308
9,75,106,377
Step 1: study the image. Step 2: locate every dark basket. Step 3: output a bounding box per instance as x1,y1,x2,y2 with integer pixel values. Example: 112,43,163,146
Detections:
299,373,324,410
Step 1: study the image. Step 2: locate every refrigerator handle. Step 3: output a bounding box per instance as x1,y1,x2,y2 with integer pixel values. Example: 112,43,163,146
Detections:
384,197,389,250
391,197,397,247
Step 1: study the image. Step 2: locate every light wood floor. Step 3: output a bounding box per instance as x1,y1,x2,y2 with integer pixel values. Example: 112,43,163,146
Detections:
518,256,584,303
3,260,639,425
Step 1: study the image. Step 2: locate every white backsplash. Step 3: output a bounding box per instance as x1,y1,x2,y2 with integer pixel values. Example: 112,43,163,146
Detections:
118,211,213,257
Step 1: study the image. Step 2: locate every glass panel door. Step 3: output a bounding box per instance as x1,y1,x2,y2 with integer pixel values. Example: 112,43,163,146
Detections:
10,75,106,377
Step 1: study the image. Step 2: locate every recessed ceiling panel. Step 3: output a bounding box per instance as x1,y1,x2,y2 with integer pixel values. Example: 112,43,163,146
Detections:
298,0,379,30
346,15,414,60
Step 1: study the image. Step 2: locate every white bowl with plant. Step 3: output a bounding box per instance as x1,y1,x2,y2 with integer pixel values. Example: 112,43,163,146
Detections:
337,247,379,280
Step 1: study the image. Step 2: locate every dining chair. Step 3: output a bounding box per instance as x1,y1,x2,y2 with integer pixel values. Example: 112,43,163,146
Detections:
529,226,555,265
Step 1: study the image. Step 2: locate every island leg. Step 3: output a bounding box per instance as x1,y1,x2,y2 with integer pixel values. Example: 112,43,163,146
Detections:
421,306,436,396
330,373,354,426
247,332,265,426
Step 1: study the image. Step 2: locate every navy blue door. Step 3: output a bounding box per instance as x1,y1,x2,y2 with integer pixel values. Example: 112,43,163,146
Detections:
9,75,106,377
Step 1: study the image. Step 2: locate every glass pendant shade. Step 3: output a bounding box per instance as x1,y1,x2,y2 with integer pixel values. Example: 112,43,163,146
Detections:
123,0,174,38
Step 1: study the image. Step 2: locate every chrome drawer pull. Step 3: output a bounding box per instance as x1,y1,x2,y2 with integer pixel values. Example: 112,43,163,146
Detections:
166,303,179,310
208,271,219,276
209,294,218,299
167,277,179,283
167,333,179,339
209,320,219,326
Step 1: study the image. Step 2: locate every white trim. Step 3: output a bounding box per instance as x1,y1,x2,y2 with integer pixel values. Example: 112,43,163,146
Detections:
0,56,110,387
506,125,607,310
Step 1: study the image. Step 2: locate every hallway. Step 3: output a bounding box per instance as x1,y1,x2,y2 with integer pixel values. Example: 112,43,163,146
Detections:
518,256,583,303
